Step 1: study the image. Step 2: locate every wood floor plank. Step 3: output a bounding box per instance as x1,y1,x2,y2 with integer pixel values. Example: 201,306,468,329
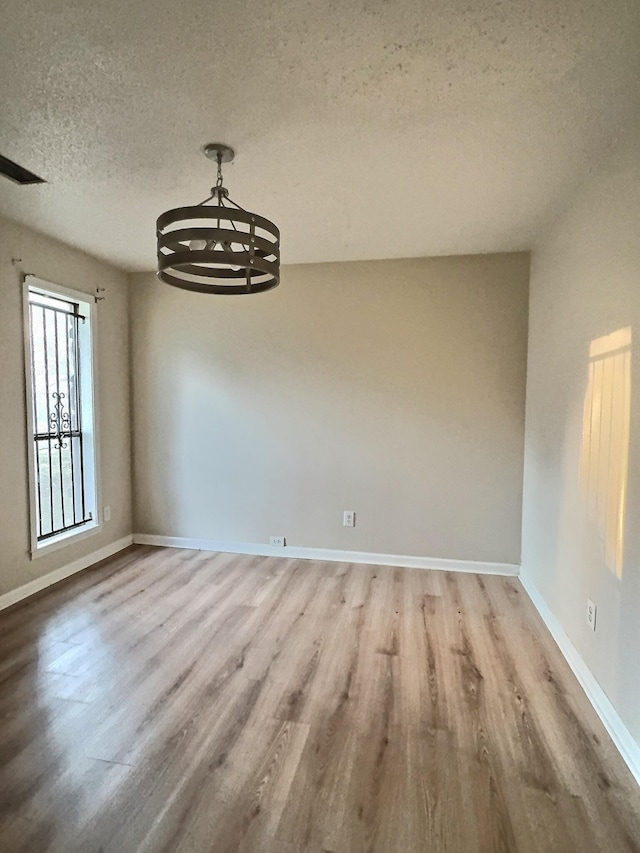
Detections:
0,545,638,852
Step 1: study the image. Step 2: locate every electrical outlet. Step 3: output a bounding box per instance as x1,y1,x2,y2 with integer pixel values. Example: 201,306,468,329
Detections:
586,599,597,631
343,510,355,528
103,505,111,522
269,536,286,547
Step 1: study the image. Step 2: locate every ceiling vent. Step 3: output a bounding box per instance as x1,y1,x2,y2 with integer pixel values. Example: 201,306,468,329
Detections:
0,154,45,185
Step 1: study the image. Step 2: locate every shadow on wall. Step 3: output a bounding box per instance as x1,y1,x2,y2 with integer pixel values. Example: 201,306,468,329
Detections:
580,327,632,580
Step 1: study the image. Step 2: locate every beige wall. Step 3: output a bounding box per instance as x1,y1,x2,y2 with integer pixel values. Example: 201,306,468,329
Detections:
522,123,640,745
0,216,132,595
131,253,529,564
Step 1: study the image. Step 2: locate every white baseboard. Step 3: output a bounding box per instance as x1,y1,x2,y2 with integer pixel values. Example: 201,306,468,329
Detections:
132,533,519,576
520,571,640,788
0,534,134,612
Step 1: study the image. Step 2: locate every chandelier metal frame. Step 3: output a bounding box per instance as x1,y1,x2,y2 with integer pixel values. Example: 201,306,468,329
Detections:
156,143,280,295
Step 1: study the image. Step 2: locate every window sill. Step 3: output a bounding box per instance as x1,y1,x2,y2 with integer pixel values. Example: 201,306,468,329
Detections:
30,520,102,560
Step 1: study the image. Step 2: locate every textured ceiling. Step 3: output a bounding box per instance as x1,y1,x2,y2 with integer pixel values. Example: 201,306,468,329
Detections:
1,0,639,271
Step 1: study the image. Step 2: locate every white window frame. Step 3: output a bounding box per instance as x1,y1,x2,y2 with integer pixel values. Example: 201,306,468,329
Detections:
23,276,102,557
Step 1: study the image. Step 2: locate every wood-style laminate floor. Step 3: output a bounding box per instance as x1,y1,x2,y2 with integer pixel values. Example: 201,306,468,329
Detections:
0,546,638,852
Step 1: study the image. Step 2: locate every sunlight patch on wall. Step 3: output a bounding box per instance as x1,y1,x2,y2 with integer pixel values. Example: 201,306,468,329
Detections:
580,327,632,579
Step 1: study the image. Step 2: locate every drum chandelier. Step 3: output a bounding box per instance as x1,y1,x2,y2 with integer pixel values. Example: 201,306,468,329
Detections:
156,143,280,294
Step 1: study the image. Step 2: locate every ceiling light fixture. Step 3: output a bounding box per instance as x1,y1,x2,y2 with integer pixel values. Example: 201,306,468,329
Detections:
156,143,280,294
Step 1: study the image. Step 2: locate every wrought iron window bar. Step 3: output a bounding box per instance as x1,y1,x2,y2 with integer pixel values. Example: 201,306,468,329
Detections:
28,294,92,542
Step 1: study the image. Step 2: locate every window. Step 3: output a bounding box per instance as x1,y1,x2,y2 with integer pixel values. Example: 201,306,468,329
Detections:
23,277,99,553
580,327,632,579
